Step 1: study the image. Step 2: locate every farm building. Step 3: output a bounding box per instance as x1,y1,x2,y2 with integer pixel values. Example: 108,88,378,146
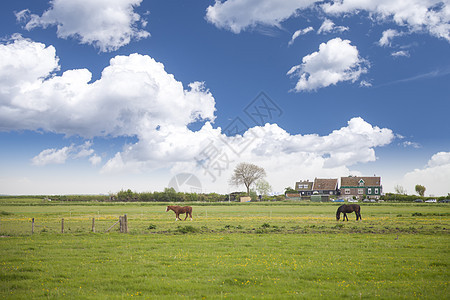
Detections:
312,178,339,196
295,180,313,199
310,194,330,202
340,176,382,200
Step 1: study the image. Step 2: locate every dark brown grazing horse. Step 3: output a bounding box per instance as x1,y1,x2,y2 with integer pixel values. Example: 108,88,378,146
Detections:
166,205,193,221
336,204,361,221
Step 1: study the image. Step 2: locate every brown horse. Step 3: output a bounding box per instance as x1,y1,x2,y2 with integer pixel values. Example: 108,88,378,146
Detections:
166,205,193,221
336,204,361,221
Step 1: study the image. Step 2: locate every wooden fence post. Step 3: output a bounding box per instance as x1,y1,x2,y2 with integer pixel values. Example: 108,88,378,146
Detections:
124,214,128,233
92,218,95,233
119,216,123,233
32,218,34,234
61,218,64,233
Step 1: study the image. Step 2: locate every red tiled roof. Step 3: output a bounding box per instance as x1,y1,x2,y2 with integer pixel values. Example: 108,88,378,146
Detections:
313,178,338,190
341,176,381,187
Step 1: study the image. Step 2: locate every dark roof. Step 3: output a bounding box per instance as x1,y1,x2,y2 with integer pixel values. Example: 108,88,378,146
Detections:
313,178,338,191
295,181,313,191
341,176,381,187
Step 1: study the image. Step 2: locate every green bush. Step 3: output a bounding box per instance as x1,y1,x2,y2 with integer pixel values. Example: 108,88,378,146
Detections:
176,225,199,234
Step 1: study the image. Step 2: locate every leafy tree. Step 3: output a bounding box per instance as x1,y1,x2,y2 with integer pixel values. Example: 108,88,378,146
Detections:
415,184,426,197
255,179,272,196
284,187,297,194
117,189,135,201
230,162,266,195
163,187,178,201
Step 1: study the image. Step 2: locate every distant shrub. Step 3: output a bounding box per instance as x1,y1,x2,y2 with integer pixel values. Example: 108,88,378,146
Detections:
176,225,199,234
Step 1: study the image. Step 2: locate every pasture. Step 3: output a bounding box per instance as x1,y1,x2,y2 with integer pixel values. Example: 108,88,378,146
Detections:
0,200,449,299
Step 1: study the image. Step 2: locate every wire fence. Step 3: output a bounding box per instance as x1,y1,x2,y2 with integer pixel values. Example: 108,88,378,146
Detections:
0,215,129,236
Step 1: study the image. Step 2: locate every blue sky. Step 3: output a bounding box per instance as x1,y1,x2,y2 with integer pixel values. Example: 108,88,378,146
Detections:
0,0,449,196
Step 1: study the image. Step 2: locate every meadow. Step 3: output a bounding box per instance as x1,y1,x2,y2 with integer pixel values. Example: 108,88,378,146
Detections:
0,199,449,299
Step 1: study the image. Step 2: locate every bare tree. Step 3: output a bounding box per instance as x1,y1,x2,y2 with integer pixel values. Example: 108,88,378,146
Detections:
394,185,407,195
230,162,266,195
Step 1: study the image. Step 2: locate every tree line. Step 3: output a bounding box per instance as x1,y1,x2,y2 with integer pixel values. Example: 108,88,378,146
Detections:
0,188,280,202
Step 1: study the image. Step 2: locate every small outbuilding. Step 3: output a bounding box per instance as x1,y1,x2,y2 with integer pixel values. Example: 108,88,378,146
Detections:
240,196,251,202
310,195,330,202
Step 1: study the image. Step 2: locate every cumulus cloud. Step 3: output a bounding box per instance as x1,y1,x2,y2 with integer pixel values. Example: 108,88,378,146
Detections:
391,50,410,58
89,154,102,166
31,142,99,166
206,0,450,42
317,19,349,34
0,36,395,193
0,35,59,93
379,29,403,47
359,80,372,87
322,0,450,42
402,152,450,196
287,38,368,91
205,0,317,33
171,117,394,193
288,26,314,46
427,152,450,168
0,35,216,169
16,0,149,52
32,146,72,166
0,36,216,138
402,141,421,148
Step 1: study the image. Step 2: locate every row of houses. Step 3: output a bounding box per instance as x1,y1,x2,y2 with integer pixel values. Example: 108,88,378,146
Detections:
293,176,382,200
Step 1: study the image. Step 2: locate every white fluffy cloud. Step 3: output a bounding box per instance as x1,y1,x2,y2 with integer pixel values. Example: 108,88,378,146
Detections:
427,152,450,167
206,0,317,33
287,38,368,91
0,36,216,170
288,26,314,46
0,34,59,94
32,146,72,166
89,154,102,166
322,0,450,42
31,142,99,166
16,0,149,52
207,0,450,42
402,152,450,196
0,36,395,193
391,50,410,58
0,36,216,138
171,117,394,193
317,19,349,34
379,29,403,47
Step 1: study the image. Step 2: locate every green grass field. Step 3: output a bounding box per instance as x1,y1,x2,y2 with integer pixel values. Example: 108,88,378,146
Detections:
0,200,449,299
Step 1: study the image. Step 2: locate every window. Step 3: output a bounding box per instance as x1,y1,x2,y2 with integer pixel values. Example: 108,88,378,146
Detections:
358,189,364,195
345,189,350,194
368,188,372,194
375,188,379,194
359,179,365,186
